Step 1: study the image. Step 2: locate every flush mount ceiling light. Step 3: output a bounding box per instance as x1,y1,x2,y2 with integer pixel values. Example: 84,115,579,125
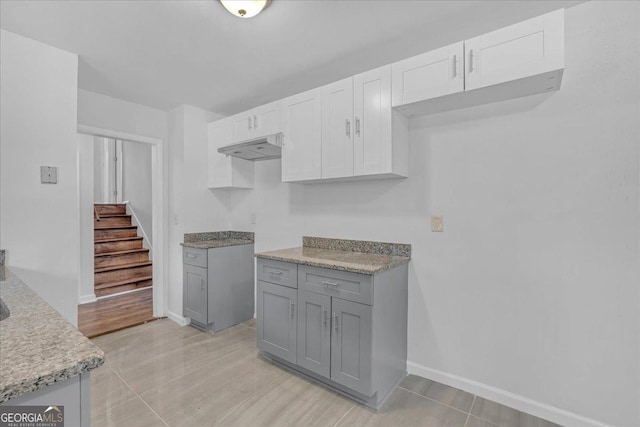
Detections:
220,0,271,18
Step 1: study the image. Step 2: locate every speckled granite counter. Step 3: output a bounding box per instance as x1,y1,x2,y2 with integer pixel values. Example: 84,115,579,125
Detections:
0,268,105,403
181,231,254,249
256,237,411,274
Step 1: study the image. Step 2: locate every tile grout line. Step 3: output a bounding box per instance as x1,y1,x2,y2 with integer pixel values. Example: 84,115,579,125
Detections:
397,385,472,416
331,404,356,427
463,396,477,427
110,365,171,427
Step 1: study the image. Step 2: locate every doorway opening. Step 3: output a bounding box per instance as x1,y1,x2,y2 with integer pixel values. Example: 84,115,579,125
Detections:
76,128,165,338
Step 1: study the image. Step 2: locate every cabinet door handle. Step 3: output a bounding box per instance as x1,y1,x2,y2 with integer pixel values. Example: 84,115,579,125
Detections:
346,119,351,138
269,271,283,276
321,280,339,288
452,54,458,79
248,116,252,130
200,278,204,291
254,115,258,129
468,49,474,74
333,312,339,333
322,307,328,328
290,301,295,318
186,254,197,259
355,117,360,136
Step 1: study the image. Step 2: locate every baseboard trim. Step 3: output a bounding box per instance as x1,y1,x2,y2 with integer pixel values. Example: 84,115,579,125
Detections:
78,293,97,304
166,311,190,326
406,361,611,427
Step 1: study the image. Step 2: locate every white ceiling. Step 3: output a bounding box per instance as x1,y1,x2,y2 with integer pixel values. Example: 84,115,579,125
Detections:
1,0,582,115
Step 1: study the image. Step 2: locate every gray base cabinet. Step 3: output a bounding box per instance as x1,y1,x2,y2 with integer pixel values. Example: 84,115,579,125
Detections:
257,280,297,363
183,264,207,324
183,244,254,332
297,289,331,378
256,258,408,409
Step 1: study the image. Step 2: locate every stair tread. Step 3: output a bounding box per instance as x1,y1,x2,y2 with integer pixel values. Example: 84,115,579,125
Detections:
95,248,149,258
95,236,143,243
94,275,153,290
94,204,126,206
96,214,131,218
94,225,137,230
95,261,152,273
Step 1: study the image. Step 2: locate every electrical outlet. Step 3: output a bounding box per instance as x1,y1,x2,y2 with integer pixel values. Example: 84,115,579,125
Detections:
251,213,256,225
431,215,443,232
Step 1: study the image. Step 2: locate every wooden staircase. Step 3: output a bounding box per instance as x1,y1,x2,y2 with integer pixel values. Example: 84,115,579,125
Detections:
94,204,152,297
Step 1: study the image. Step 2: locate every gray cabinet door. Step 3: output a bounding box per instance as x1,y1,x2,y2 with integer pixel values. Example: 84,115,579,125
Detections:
297,290,331,378
331,298,373,396
183,264,207,324
257,280,297,363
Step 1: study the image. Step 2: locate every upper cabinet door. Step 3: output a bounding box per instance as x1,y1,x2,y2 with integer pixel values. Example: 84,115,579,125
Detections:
281,88,322,182
230,112,252,143
321,77,354,179
252,101,282,139
354,65,392,176
392,41,464,107
465,9,564,91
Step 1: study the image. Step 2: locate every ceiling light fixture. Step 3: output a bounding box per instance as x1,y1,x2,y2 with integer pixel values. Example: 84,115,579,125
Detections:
220,0,271,18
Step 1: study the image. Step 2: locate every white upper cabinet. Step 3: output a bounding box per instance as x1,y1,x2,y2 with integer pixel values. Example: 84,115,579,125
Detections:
354,65,404,177
464,9,564,91
281,88,322,182
229,101,283,144
251,101,282,139
392,9,565,117
321,77,354,179
208,117,254,189
392,41,464,107
230,112,251,143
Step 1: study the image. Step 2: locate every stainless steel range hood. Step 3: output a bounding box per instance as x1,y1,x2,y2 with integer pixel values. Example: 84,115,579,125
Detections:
218,133,284,161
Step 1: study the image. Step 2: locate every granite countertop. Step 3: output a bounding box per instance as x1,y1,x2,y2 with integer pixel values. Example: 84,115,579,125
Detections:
181,239,254,249
180,231,255,249
256,237,411,275
0,268,105,403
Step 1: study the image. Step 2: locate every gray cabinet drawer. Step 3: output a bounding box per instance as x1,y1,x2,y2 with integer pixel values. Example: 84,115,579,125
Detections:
183,247,207,268
298,265,373,305
256,258,297,288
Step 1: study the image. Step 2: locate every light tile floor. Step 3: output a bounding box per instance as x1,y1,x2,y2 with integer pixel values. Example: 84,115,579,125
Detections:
91,319,562,427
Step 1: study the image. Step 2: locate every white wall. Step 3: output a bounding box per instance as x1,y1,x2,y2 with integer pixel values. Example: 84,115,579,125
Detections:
166,105,228,322
78,89,167,141
222,2,639,426
122,140,153,244
0,30,80,325
77,134,96,303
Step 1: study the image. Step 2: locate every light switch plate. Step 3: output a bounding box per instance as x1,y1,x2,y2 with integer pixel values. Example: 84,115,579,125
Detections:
431,215,443,232
40,166,58,184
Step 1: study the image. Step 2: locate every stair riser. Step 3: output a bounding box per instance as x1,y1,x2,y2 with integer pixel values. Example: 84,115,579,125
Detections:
95,264,153,286
95,216,131,227
95,280,153,298
95,228,138,240
95,240,143,254
95,252,150,269
95,205,126,215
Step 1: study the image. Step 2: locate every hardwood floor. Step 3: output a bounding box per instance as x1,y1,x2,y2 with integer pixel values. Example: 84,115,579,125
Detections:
78,288,156,338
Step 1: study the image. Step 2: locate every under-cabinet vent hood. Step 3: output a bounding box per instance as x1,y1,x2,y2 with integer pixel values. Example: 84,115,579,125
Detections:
218,133,283,161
